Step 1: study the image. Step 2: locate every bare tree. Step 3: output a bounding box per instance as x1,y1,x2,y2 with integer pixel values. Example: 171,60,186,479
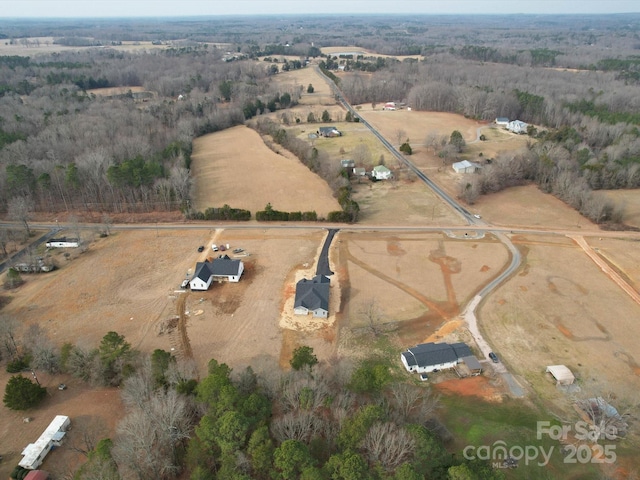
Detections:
270,410,325,444
351,144,373,168
0,228,10,258
101,214,113,236
360,422,415,471
70,416,108,456
358,298,384,336
279,370,331,413
395,129,407,147
389,383,440,424
112,389,193,480
8,196,34,237
0,314,20,360
24,323,59,373
121,360,155,409
571,386,638,443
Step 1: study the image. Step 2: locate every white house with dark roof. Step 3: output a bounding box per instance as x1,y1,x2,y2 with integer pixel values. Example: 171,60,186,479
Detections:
294,275,330,318
318,126,341,137
190,255,244,291
401,342,473,374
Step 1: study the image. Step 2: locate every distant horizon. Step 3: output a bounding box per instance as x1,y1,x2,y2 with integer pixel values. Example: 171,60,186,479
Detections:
1,0,639,19
3,12,640,21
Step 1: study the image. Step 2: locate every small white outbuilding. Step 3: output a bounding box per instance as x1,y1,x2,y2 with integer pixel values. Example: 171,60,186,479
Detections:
546,365,576,385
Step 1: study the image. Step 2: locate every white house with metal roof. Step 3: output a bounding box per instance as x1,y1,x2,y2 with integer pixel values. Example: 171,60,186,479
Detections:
507,120,529,134
371,165,392,180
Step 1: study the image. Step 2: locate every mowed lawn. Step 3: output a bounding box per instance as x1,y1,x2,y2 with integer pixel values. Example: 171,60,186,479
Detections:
190,125,341,216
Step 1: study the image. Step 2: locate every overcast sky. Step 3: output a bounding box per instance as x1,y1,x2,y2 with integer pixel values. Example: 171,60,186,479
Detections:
0,0,639,18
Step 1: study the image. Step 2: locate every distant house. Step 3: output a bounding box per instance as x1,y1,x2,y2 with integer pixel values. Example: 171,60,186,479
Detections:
401,342,473,374
371,165,392,180
20,415,70,470
294,275,330,318
318,126,341,137
190,255,244,291
452,160,481,174
46,237,79,248
341,159,355,168
353,167,366,176
507,120,528,134
383,102,396,110
495,117,509,126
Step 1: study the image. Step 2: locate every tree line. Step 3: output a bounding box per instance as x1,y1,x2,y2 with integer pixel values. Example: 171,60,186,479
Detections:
0,46,305,216
0,309,504,479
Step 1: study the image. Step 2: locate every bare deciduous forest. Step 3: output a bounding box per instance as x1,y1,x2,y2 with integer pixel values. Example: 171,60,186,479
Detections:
0,14,639,223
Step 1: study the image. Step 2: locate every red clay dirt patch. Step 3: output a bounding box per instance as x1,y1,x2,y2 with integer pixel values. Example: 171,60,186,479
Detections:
435,376,503,402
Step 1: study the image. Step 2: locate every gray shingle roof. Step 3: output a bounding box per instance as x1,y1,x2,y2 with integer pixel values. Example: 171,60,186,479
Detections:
210,256,242,276
403,342,472,369
193,261,213,281
294,275,330,312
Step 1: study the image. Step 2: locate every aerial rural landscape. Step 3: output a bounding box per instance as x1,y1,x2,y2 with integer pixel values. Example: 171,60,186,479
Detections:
0,7,640,480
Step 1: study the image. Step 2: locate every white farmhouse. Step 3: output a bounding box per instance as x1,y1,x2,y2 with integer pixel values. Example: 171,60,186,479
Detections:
371,165,392,180
507,120,529,134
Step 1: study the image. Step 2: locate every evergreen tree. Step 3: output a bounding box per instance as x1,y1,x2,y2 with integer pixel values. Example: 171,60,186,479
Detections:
3,375,47,410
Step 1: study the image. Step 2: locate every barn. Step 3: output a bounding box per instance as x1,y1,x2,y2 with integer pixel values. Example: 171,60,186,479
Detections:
452,160,481,174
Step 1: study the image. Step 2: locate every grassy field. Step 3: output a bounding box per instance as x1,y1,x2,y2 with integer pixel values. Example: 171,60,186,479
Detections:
190,125,341,215
438,394,601,479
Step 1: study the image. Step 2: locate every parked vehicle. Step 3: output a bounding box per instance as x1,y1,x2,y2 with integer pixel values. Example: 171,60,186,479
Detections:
197,246,204,252
489,352,499,363
419,373,429,381
212,244,219,252
180,279,189,289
